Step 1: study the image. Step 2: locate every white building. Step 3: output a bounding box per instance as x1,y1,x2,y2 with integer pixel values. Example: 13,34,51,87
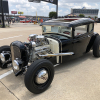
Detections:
71,8,99,18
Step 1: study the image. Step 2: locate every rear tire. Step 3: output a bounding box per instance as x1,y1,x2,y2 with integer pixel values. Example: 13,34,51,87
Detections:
0,46,10,68
24,59,54,94
93,36,100,57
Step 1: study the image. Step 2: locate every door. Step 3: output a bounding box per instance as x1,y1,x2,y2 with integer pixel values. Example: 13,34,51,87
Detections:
73,25,90,56
61,38,74,63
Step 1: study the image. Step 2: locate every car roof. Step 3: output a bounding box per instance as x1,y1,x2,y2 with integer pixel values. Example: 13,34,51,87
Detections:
41,18,94,27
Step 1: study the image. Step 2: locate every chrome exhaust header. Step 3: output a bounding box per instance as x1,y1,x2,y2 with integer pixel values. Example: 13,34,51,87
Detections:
39,52,74,57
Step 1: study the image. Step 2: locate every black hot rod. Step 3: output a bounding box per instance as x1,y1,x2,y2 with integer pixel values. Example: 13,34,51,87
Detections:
0,18,100,94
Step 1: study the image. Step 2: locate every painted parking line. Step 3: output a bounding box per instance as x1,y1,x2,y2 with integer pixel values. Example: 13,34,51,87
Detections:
0,70,13,80
0,35,23,41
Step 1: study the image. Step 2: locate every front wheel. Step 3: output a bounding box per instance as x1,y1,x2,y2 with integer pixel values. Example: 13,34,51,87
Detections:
24,59,54,94
0,46,10,68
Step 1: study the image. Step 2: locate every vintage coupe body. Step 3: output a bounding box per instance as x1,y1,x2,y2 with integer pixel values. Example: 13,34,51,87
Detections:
0,18,100,94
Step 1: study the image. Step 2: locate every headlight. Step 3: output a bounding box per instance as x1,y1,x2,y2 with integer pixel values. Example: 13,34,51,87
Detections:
0,53,5,62
12,59,23,76
13,60,19,70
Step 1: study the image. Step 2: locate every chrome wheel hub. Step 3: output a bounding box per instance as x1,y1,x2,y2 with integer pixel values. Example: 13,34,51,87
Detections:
36,69,48,84
0,53,5,62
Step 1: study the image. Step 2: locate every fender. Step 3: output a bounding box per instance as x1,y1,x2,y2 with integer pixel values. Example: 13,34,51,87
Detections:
86,32,99,53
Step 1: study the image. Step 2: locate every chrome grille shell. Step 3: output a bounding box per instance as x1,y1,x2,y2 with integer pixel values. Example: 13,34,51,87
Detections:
11,45,21,61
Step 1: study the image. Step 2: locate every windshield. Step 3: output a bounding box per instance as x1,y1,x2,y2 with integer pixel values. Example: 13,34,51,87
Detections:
42,25,72,37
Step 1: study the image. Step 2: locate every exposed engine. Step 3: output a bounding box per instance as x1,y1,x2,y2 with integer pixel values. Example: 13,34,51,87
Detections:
29,34,49,46
28,34,52,62
8,34,53,76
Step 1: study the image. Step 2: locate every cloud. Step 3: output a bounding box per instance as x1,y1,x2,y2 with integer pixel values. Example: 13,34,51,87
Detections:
51,8,56,11
8,0,100,17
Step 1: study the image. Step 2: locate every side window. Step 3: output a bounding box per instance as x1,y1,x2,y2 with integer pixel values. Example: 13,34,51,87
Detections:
60,27,72,37
89,23,93,32
51,26,59,33
43,26,51,32
75,25,87,36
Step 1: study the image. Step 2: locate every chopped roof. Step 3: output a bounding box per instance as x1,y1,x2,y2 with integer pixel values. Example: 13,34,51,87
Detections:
41,18,94,27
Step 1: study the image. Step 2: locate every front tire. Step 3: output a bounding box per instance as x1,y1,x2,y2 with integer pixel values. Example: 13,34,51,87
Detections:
24,59,54,94
93,36,100,57
0,46,10,68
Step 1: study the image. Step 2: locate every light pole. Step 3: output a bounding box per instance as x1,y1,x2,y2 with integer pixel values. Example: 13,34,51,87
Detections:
56,0,58,19
0,0,5,28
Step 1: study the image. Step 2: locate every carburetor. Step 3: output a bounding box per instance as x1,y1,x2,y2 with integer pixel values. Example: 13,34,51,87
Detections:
28,34,49,46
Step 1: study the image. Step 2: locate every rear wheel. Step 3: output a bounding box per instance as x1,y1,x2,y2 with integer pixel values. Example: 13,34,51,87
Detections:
0,46,10,68
93,36,100,57
24,59,54,94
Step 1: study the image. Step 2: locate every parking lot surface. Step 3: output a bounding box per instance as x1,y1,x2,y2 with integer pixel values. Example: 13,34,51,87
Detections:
0,23,100,100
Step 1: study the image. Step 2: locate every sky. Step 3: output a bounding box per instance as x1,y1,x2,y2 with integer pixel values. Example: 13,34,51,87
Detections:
8,0,100,17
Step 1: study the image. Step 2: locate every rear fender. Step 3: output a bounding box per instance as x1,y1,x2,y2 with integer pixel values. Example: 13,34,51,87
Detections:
86,33,99,53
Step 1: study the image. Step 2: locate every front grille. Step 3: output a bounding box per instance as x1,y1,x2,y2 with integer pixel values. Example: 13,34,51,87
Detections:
11,46,21,61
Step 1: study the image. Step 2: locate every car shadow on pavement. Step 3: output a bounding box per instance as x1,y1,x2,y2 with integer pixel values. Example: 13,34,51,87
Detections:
54,51,98,75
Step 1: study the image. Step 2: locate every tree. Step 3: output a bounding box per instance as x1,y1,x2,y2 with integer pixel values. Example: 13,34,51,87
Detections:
79,14,85,17
49,11,57,18
88,16,91,18
95,16,97,19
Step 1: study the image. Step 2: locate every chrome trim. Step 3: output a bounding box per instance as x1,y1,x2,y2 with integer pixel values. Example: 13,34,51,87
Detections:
93,32,98,35
36,69,48,84
88,35,90,37
35,49,50,54
39,52,74,57
29,34,37,38
13,60,19,70
54,64,60,67
35,46,49,51
0,53,5,62
36,35,44,39
31,41,36,47
28,62,31,66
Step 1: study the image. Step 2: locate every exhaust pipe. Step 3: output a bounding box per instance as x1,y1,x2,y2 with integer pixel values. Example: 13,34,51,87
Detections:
39,52,74,57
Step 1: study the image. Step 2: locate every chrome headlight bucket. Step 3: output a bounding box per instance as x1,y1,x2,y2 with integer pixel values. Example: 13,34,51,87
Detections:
13,60,20,70
12,59,23,74
0,53,5,62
